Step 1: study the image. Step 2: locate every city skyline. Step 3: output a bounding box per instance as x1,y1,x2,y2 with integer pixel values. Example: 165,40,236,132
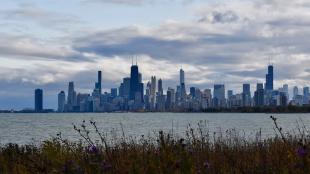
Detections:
2,0,310,109
27,63,310,112
4,60,310,110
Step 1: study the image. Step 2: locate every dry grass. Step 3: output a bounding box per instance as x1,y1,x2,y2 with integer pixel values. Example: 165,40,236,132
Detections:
0,116,310,174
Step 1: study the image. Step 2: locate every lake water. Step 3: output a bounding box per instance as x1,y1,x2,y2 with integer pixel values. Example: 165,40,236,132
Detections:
0,113,310,145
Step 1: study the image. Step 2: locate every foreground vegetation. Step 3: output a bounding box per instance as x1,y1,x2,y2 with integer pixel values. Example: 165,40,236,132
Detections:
1,116,310,174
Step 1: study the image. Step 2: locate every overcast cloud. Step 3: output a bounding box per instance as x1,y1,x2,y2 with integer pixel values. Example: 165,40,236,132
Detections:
1,0,310,109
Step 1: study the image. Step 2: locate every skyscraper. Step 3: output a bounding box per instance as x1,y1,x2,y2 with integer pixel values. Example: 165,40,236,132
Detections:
121,77,131,98
119,83,124,97
138,73,142,83
293,86,299,99
168,88,175,105
194,88,202,101
145,81,152,110
58,91,66,112
130,65,139,100
77,93,90,112
129,64,144,103
155,78,165,111
146,81,151,96
180,68,185,85
166,88,175,110
265,65,274,91
150,76,156,109
151,76,156,96
303,87,309,104
179,68,186,101
190,87,196,98
243,84,251,95
242,84,251,107
254,83,264,106
213,84,225,108
35,89,43,112
279,85,288,106
92,72,102,101
95,71,102,95
227,90,233,99
111,88,118,98
67,82,76,111
202,89,212,108
158,79,163,95
283,84,289,100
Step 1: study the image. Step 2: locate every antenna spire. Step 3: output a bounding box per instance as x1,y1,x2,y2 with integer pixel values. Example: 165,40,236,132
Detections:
136,56,138,65
268,56,273,65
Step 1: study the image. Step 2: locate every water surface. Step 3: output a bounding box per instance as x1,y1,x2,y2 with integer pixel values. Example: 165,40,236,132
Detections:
0,113,309,145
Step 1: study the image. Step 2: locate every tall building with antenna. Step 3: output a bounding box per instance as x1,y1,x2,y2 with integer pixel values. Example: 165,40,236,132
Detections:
180,68,186,101
95,71,102,95
180,68,185,85
265,64,274,91
129,57,144,103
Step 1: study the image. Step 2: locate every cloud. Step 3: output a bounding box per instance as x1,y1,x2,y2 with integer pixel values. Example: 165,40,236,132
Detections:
72,25,260,65
70,0,310,90
0,3,83,31
0,31,94,62
2,0,310,109
198,10,240,24
83,0,148,5
82,0,195,6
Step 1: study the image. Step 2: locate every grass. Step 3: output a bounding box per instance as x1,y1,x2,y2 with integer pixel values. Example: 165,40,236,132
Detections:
0,116,310,174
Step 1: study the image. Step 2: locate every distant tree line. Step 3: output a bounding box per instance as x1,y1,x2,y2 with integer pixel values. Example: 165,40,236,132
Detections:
3,105,310,113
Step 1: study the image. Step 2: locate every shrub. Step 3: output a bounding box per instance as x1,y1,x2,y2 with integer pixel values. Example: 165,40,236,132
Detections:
0,116,310,173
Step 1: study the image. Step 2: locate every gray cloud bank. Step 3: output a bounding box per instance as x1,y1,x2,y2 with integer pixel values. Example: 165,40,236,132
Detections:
1,0,310,109
83,0,195,6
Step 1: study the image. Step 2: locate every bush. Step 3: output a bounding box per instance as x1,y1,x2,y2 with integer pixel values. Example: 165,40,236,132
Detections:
0,116,310,173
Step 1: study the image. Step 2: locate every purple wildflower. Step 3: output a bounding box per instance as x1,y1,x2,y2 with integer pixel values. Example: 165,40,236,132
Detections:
297,147,307,157
87,145,99,154
203,160,210,169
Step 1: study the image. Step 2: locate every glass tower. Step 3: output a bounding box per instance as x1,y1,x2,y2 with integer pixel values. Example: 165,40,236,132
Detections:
265,65,274,91
35,89,43,112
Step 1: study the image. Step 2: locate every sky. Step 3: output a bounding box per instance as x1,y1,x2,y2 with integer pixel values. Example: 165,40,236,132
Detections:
1,0,310,110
